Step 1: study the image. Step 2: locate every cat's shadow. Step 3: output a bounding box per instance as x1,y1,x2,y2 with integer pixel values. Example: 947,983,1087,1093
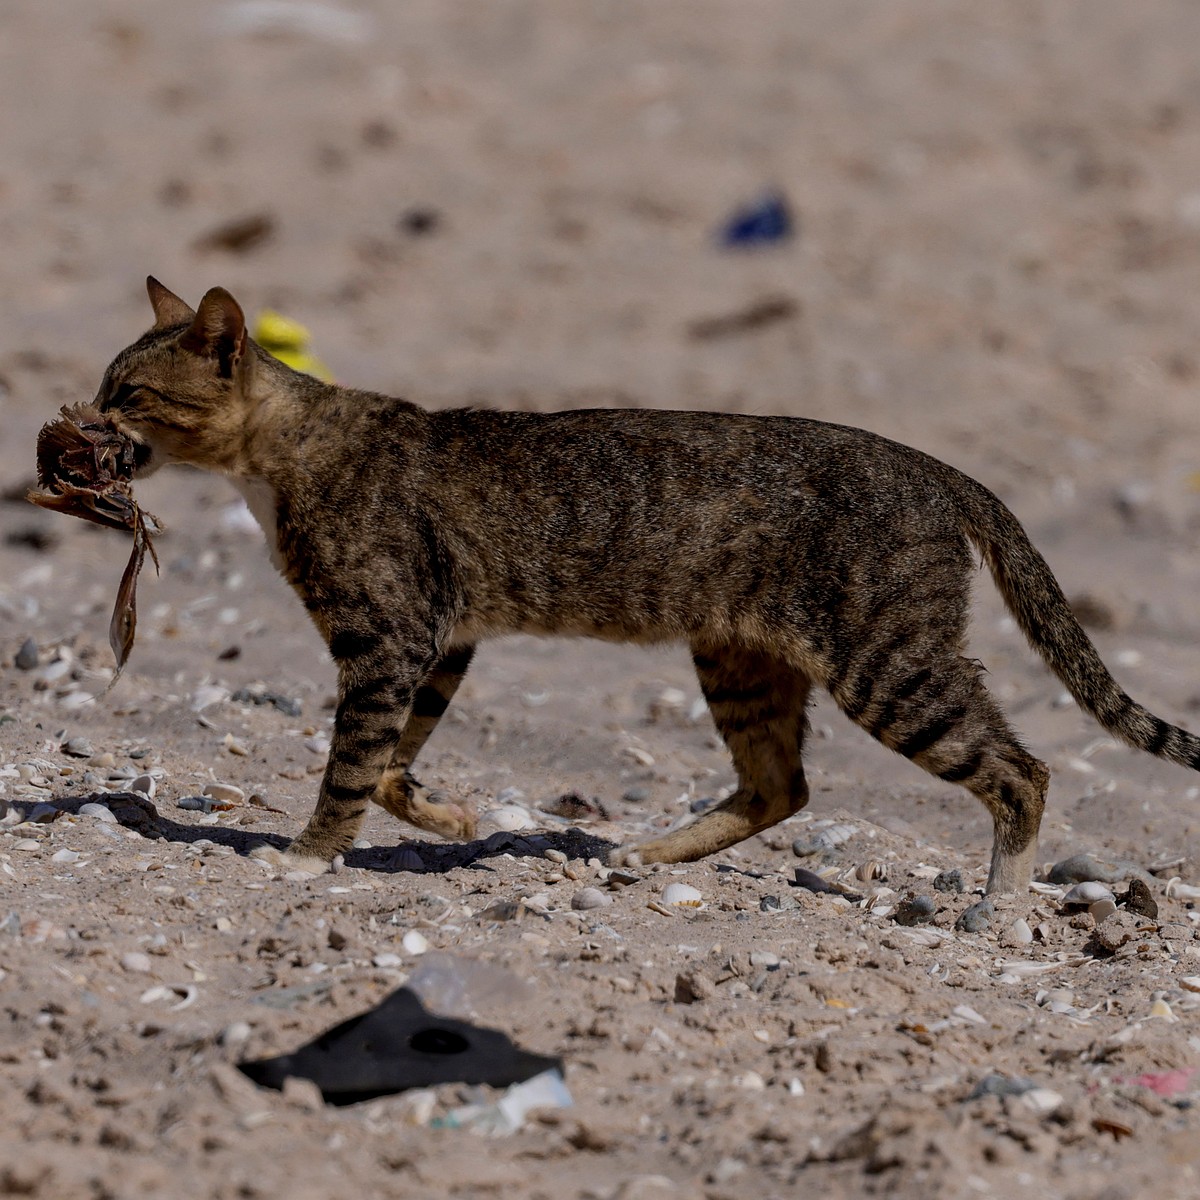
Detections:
54,791,617,874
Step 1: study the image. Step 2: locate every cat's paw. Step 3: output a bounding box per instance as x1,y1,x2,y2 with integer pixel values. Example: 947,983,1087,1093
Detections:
607,844,644,869
250,843,332,875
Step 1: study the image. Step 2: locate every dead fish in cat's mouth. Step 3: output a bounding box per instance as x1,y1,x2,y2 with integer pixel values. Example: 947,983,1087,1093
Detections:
27,402,161,689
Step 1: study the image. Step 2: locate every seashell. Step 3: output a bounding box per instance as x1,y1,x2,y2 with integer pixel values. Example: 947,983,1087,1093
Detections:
1011,918,1034,945
202,782,244,804
1088,899,1118,923
995,959,1069,977
1060,881,1114,908
1180,976,1200,993
479,805,534,834
50,848,80,864
1149,996,1178,1022
661,882,703,907
1165,877,1200,902
570,887,611,911
896,927,948,947
856,860,887,882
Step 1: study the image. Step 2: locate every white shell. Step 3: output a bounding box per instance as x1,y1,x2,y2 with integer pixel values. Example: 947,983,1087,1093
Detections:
1165,878,1200,902
1010,918,1034,945
662,882,703,907
1022,1088,1063,1116
480,805,534,833
1061,881,1114,907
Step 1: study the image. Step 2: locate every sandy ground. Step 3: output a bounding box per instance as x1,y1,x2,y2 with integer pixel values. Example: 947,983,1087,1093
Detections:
5,2,1200,1197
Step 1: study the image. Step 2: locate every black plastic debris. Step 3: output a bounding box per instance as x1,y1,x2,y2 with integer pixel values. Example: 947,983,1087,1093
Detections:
238,986,561,1106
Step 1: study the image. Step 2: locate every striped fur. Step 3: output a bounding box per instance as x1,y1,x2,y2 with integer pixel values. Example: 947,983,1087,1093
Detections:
80,278,1199,890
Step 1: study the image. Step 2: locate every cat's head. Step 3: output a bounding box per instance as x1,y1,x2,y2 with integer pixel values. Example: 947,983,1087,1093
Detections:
93,277,261,477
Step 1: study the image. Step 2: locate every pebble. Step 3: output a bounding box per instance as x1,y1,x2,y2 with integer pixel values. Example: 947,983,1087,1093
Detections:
1094,910,1143,951
203,782,245,804
791,822,856,857
79,802,117,823
932,869,966,894
968,1074,1034,1100
120,952,154,974
661,882,703,908
28,804,59,824
749,950,780,969
1120,878,1159,918
221,1021,252,1047
373,952,403,969
1022,1088,1064,1116
14,637,38,670
303,734,330,756
571,887,612,911
955,898,994,933
177,796,228,814
1010,917,1034,945
49,849,80,864
401,931,429,955
90,752,116,769
61,737,93,758
893,893,937,926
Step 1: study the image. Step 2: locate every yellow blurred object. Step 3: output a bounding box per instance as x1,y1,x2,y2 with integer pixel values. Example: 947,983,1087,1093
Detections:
252,310,333,381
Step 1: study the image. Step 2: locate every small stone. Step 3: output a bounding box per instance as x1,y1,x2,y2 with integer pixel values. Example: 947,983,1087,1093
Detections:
893,892,937,926
1158,923,1192,942
1021,1087,1064,1116
120,952,154,974
749,950,780,969
955,898,994,933
14,637,38,670
401,930,429,955
571,887,612,911
968,1073,1035,1100
1120,877,1159,919
674,970,713,1004
224,734,249,757
304,734,330,756
61,736,94,758
50,848,80,864
203,782,245,805
933,869,966,894
373,952,403,968
221,1021,252,1047
28,804,59,824
1094,910,1144,951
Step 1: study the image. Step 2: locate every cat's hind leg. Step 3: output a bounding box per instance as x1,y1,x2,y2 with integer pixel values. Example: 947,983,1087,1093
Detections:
372,644,477,840
834,651,1047,894
615,645,812,865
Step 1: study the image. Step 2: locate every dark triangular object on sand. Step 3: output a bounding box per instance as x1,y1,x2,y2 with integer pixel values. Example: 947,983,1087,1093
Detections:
238,986,561,1106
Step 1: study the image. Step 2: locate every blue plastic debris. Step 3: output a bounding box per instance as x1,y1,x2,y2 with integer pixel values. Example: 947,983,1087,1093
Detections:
718,190,794,247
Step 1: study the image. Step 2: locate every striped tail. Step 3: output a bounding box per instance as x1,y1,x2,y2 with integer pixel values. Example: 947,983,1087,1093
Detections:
953,472,1200,770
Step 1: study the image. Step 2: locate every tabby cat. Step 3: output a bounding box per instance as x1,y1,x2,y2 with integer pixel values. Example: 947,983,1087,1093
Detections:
83,279,1200,892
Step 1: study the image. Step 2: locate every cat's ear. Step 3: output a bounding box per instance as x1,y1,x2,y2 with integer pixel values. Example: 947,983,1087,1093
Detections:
146,276,195,328
180,287,247,378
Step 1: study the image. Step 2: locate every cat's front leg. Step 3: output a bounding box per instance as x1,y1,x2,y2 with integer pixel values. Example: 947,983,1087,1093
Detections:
252,647,432,874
